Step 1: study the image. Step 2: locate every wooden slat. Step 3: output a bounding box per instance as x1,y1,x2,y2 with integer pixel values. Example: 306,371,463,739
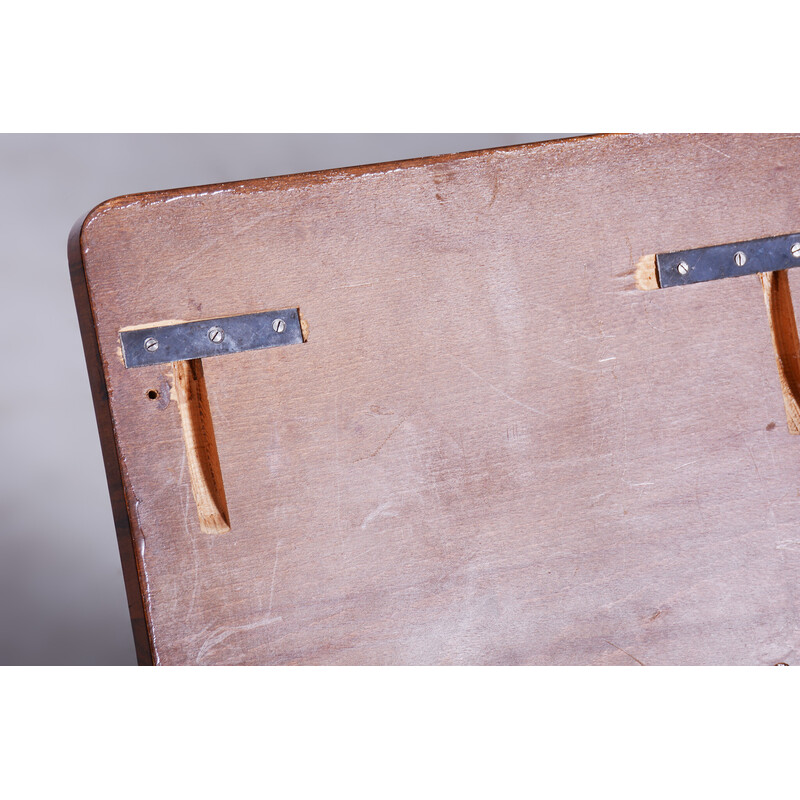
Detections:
71,134,800,665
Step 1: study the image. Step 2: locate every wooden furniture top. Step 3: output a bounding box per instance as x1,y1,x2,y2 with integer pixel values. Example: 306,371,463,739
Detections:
71,134,800,665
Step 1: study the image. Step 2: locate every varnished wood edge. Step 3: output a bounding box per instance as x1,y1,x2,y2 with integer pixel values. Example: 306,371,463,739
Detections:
79,134,612,228
68,214,155,666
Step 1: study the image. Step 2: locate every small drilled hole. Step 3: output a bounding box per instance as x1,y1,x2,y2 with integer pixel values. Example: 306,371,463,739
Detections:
147,389,159,400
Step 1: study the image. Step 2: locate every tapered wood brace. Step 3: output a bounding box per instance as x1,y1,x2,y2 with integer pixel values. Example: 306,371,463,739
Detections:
636,234,800,434
119,309,307,533
172,358,230,533
759,270,800,434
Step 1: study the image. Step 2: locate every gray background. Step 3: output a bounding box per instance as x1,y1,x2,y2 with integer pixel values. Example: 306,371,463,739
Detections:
0,134,574,665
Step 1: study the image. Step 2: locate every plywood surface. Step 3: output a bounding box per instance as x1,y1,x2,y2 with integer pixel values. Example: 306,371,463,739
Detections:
71,134,800,665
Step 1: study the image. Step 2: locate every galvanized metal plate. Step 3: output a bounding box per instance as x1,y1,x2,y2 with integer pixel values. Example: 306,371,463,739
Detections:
657,232,800,288
120,308,304,368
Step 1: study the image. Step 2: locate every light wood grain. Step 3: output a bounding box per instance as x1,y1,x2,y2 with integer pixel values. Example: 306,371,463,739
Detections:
71,134,800,665
759,270,800,433
634,254,659,290
173,358,231,533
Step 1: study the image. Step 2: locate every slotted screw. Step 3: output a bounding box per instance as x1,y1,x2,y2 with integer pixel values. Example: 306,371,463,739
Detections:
677,261,689,276
144,337,159,352
208,326,225,343
273,319,286,333
792,242,800,258
734,251,747,267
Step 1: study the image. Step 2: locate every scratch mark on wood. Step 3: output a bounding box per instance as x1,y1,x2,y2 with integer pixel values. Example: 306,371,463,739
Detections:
334,282,373,290
541,355,595,374
605,640,645,666
176,448,201,619
131,495,162,666
361,500,399,529
487,170,500,209
353,418,405,463
196,616,283,664
334,391,344,546
458,362,549,417
268,540,280,616
747,445,766,492
776,540,800,552
699,142,731,159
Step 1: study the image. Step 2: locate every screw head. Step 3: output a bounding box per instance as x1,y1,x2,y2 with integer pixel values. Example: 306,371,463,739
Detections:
207,326,225,343
144,337,159,352
272,318,286,333
792,243,800,258
677,261,690,276
734,251,747,267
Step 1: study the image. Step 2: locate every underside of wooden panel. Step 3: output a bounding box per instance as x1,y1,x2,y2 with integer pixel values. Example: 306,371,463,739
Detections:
71,134,800,665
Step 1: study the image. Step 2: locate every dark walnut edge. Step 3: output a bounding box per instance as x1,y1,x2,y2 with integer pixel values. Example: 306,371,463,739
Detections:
68,215,155,666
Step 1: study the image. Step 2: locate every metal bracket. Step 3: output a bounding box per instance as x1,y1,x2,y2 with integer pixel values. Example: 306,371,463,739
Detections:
657,232,800,289
120,308,304,368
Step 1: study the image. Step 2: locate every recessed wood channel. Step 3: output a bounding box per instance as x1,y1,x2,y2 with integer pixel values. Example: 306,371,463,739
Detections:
120,309,307,534
759,270,800,434
636,251,800,434
173,358,231,534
